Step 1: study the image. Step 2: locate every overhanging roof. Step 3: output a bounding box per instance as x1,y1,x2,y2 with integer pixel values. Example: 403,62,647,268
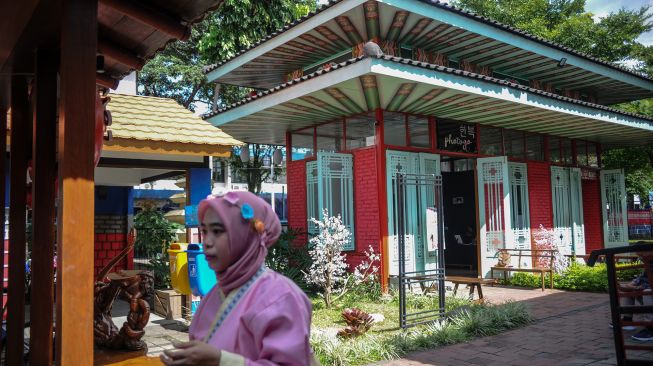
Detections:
105,93,240,157
205,0,653,105
204,56,653,148
0,0,224,107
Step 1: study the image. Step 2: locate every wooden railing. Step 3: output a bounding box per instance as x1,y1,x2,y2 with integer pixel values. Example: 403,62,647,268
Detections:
588,243,653,366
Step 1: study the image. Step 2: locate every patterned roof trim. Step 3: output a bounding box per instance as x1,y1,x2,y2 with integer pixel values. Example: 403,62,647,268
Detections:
202,0,652,84
202,55,653,123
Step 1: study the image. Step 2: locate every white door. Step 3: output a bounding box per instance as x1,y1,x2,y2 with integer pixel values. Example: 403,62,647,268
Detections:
569,168,585,255
418,153,441,271
600,169,628,247
477,156,512,277
508,162,531,267
551,166,573,255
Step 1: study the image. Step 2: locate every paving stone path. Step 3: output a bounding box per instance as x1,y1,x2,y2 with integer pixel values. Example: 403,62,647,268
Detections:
375,286,653,366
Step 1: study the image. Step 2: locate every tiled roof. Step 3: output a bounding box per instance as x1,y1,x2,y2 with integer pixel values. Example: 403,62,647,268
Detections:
202,0,652,84
107,93,241,146
203,55,653,123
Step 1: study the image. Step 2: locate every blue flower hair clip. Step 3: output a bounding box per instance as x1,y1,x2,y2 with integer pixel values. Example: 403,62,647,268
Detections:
241,203,254,220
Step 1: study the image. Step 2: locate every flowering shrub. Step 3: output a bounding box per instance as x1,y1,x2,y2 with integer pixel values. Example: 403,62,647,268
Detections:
304,209,380,308
532,224,569,273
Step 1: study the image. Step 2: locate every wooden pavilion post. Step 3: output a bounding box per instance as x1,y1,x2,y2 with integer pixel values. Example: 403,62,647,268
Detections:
6,75,29,366
56,0,97,364
0,107,7,360
29,48,58,365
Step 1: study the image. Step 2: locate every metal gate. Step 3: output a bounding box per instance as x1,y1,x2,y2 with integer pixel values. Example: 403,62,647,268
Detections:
395,172,445,329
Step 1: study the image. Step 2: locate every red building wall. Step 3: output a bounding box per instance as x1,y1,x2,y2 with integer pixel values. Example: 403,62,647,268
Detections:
527,161,554,231
582,178,604,253
94,215,128,277
286,160,308,243
348,147,381,269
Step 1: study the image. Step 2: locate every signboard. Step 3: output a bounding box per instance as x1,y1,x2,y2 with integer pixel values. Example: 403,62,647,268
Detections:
437,120,477,153
185,204,199,227
581,168,597,181
426,207,439,252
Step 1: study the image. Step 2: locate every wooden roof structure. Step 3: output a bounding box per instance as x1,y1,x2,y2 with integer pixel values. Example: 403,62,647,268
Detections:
205,55,653,148
0,1,223,364
205,0,653,105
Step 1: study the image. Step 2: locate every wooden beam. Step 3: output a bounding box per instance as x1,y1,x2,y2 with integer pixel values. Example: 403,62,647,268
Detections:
97,38,144,69
100,0,189,41
0,107,7,360
7,75,29,366
29,48,58,366
141,170,185,184
96,73,119,89
56,0,97,364
98,157,207,170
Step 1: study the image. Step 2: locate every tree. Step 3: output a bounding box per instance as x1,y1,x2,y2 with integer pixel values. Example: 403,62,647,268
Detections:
451,1,653,69
138,0,317,111
228,144,284,194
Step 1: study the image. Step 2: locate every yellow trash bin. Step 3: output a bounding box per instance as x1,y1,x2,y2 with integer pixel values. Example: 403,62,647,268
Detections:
168,243,191,295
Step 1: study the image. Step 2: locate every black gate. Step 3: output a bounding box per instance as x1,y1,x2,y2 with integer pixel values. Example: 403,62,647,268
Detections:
395,172,446,329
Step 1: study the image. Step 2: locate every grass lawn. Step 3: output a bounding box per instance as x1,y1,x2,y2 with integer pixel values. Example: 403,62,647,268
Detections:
309,286,532,366
629,239,653,244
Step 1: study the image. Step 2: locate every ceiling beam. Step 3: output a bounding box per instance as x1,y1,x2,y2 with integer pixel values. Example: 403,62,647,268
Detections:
96,73,119,89
97,38,144,69
141,170,185,184
100,0,189,41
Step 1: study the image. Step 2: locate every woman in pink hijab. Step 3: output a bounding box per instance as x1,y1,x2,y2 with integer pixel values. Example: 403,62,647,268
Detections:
160,191,316,366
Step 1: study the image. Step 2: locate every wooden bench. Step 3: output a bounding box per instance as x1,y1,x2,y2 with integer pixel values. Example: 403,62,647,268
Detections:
490,249,556,291
446,276,497,301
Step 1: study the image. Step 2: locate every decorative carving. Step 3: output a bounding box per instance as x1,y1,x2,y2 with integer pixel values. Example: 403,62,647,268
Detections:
93,229,155,351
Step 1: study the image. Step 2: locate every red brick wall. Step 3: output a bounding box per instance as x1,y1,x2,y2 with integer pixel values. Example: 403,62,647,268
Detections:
583,177,603,253
94,215,128,277
287,160,308,243
527,161,553,231
348,147,381,269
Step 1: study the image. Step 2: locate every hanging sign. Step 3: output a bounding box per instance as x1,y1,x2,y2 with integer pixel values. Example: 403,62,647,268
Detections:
426,207,439,252
581,168,597,181
437,121,477,153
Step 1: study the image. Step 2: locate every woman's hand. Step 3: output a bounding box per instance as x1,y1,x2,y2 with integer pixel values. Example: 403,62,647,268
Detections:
160,341,221,366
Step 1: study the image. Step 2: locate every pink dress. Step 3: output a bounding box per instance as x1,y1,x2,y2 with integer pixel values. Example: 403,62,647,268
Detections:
189,269,315,366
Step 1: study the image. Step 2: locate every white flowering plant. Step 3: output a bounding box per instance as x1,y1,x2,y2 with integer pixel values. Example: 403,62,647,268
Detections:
304,209,380,308
532,224,569,273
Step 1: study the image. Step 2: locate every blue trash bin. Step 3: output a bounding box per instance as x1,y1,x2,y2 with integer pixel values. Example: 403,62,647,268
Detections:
186,244,217,296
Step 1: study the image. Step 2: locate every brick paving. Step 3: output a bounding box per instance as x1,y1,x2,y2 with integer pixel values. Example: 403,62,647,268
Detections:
376,286,653,366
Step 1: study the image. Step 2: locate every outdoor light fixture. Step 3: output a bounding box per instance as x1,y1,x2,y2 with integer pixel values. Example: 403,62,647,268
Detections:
558,57,567,68
273,149,283,165
239,144,250,163
96,55,105,73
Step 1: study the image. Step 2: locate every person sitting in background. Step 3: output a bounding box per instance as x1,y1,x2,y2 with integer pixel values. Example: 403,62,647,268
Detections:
615,254,653,342
456,225,477,246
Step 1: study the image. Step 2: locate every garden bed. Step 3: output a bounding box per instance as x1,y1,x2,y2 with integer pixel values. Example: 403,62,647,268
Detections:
309,287,533,366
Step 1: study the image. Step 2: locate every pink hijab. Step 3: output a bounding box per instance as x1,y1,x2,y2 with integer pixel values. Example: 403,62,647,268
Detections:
197,191,281,294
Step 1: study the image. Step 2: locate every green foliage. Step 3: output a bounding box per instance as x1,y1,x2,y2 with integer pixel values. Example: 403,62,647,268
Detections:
134,208,182,257
451,0,652,67
139,1,316,110
265,228,313,291
228,144,284,194
504,262,646,292
311,301,532,366
146,254,172,289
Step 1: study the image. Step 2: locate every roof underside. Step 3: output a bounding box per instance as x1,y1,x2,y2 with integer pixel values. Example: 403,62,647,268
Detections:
206,57,653,149
106,93,241,149
207,0,653,105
